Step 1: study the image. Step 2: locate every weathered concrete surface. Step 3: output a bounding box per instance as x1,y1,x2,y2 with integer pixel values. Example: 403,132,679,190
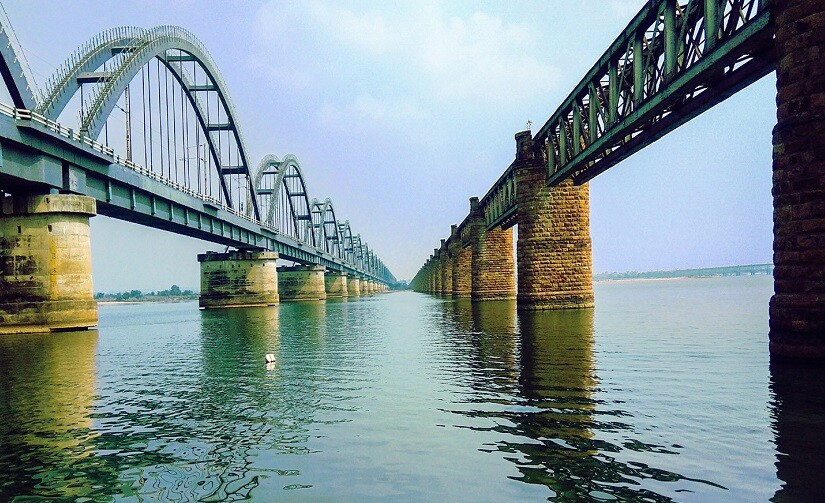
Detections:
325,271,348,298
515,130,593,310
0,194,98,333
347,276,361,297
278,265,326,301
198,251,279,308
770,0,825,359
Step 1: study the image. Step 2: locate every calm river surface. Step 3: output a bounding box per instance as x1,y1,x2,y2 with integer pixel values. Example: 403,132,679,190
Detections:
1,275,824,501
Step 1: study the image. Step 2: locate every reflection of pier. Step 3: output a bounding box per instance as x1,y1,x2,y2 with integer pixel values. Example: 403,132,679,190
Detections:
770,362,825,502
0,330,102,500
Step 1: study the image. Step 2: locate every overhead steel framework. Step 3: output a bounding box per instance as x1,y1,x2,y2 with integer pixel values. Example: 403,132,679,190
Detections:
479,0,773,230
0,15,394,284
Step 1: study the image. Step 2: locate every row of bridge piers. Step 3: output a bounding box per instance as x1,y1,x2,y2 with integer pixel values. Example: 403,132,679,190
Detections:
412,131,594,310
0,193,387,334
198,251,387,308
415,0,825,360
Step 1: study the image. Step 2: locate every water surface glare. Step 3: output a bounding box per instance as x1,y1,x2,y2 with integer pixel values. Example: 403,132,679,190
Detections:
1,276,824,501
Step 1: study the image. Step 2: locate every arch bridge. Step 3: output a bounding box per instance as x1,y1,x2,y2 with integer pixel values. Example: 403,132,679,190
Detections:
0,10,394,331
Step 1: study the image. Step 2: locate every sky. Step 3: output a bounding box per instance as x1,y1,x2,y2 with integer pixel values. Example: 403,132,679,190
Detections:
2,0,776,291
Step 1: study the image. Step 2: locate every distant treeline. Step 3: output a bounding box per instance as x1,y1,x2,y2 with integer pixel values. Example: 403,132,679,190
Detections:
95,285,197,301
594,264,773,281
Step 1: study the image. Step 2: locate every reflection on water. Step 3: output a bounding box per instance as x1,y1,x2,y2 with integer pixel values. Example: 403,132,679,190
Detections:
1,278,823,501
770,362,825,502
439,299,732,501
0,330,100,500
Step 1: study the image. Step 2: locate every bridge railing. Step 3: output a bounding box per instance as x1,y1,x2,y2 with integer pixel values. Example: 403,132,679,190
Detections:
479,162,516,230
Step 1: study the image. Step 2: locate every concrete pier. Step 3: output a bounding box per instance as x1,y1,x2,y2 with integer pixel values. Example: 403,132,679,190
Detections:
347,275,361,297
769,0,825,359
514,130,593,310
324,271,348,298
278,265,326,301
198,250,279,308
0,194,97,333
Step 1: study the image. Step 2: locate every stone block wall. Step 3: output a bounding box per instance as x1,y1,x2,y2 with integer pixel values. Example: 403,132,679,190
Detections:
515,130,593,310
770,0,825,358
471,222,516,300
440,251,453,296
453,244,472,297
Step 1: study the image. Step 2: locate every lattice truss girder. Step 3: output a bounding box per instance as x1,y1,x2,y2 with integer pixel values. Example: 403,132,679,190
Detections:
538,0,773,185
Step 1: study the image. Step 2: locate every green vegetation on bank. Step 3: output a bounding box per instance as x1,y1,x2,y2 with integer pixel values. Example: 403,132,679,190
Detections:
594,264,773,281
94,285,198,302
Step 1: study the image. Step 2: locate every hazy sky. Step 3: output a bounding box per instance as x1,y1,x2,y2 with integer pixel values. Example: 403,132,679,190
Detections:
3,0,775,291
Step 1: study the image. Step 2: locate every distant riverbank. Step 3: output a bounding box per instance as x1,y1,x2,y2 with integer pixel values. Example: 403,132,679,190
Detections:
94,285,198,303
593,263,772,282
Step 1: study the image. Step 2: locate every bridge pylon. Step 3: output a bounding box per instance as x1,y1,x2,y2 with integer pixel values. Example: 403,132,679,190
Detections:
769,0,825,359
469,197,516,301
198,251,279,308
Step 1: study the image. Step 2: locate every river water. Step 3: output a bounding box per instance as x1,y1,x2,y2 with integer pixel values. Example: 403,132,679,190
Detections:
1,275,823,502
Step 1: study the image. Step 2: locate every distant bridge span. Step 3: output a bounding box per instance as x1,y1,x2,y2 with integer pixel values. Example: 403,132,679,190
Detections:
0,7,394,332
412,0,825,360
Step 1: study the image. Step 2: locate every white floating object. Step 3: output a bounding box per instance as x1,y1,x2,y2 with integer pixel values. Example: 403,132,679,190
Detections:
264,353,276,363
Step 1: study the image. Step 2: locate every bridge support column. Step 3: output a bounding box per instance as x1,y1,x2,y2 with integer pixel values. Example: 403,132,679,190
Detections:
450,224,471,297
514,130,593,310
470,198,516,300
432,249,442,294
770,0,825,359
440,239,453,296
0,194,97,333
347,275,361,297
198,250,279,308
278,265,326,301
324,271,348,298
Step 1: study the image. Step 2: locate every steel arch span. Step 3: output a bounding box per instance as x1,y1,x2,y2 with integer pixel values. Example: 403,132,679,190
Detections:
253,154,315,247
252,154,388,276
311,198,345,260
0,14,395,284
36,25,261,220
